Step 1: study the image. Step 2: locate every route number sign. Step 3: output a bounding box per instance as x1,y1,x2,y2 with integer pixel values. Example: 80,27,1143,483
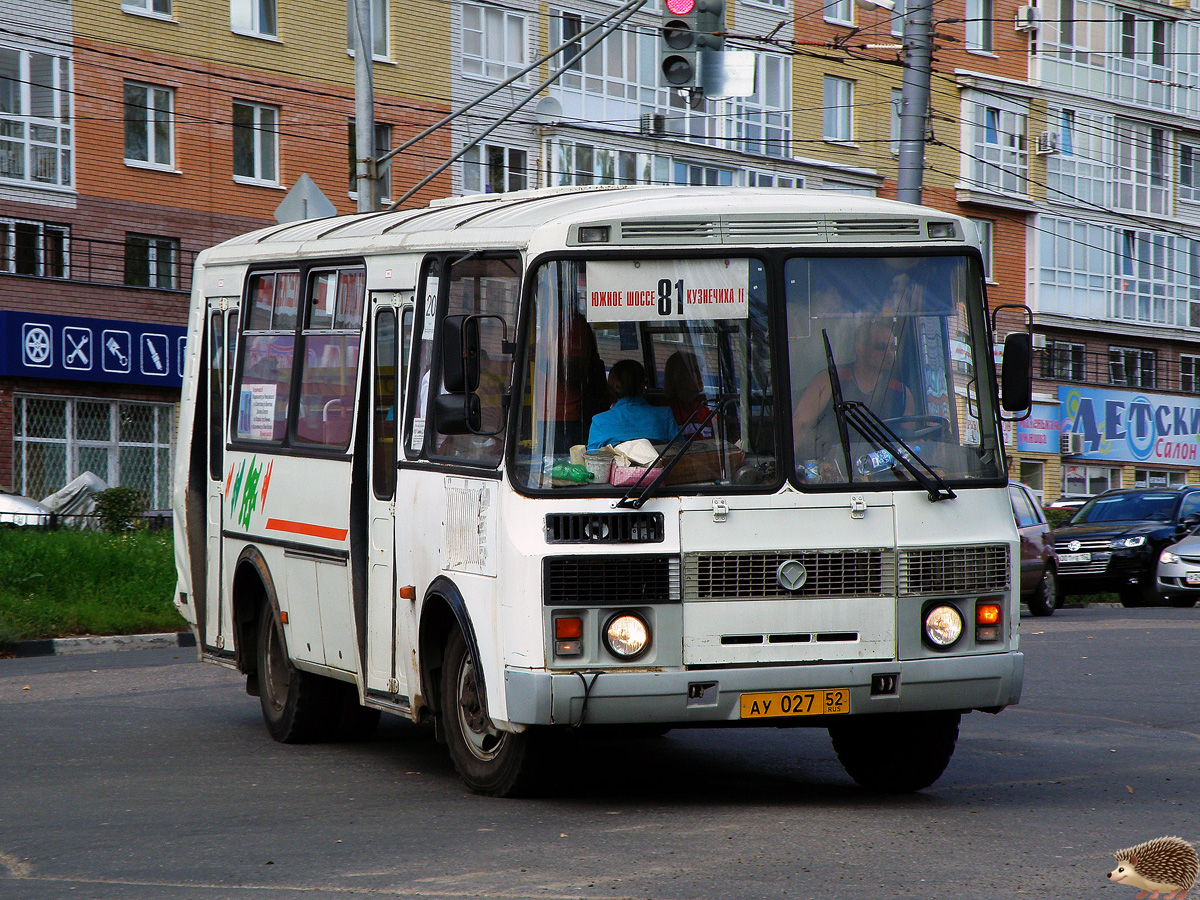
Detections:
585,259,750,323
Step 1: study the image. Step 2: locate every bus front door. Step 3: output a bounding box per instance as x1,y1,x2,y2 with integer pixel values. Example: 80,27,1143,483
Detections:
364,300,413,706
205,301,238,654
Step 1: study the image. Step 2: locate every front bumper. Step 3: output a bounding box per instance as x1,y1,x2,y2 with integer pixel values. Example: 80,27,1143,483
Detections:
503,652,1024,727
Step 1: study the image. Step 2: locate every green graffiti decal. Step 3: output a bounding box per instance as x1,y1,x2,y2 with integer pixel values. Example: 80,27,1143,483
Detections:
237,457,264,529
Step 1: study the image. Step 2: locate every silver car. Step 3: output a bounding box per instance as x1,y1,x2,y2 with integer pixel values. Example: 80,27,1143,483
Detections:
0,490,50,527
1156,533,1200,608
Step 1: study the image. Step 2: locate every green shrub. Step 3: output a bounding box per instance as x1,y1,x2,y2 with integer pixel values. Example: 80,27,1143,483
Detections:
93,486,147,533
1045,507,1077,529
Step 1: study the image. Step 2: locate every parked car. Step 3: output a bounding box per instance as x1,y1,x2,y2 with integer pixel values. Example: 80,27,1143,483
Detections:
1009,482,1058,616
0,490,50,528
1155,532,1200,608
1051,486,1200,607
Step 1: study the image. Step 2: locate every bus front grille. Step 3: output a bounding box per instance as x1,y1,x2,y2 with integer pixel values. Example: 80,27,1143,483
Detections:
683,549,893,600
543,555,681,605
544,512,664,544
898,544,1010,596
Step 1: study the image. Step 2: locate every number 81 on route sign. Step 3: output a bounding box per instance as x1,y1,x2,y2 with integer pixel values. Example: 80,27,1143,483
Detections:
585,258,750,323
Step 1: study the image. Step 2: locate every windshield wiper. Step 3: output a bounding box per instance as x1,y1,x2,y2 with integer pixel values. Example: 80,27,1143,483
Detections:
821,330,954,503
615,399,734,510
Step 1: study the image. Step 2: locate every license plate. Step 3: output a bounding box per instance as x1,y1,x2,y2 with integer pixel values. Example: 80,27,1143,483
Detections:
739,688,850,719
1059,552,1091,563
1186,572,1200,585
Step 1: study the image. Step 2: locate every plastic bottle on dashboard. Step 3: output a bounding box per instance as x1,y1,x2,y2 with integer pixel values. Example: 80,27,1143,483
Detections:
855,446,920,475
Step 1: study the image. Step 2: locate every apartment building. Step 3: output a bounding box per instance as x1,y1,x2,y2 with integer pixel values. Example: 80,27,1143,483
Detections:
0,0,449,508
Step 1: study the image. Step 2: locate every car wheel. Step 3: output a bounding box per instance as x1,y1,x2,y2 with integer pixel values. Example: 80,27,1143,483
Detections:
441,629,541,796
1168,596,1198,609
1027,565,1058,617
1120,578,1157,608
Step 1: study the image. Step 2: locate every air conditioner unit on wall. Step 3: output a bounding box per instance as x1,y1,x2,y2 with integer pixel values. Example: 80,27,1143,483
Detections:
1060,432,1085,455
639,113,666,136
1035,131,1060,154
1014,5,1038,31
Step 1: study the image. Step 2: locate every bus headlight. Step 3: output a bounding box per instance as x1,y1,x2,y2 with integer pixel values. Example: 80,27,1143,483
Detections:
604,613,651,659
923,604,963,648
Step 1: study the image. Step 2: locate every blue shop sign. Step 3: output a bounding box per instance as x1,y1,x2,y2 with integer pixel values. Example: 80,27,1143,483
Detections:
1016,402,1060,454
0,311,186,388
1059,385,1200,465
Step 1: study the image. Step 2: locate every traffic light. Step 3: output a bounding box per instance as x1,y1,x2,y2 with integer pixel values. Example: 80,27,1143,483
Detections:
660,0,725,90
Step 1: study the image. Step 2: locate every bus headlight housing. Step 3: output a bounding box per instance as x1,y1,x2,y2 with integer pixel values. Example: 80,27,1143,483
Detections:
923,604,964,649
604,613,651,660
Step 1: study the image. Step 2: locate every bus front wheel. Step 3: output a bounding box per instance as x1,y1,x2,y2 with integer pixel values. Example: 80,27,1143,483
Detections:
441,629,539,796
828,711,960,792
257,604,339,743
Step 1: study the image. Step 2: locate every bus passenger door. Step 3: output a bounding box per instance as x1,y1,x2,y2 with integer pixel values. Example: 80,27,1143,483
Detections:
204,301,238,654
364,300,413,703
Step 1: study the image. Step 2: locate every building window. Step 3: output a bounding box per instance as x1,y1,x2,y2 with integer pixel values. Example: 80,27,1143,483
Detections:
1114,120,1168,215
1041,340,1085,381
1181,354,1200,392
462,4,526,81
123,82,173,169
231,0,277,37
462,143,527,194
1135,468,1186,488
0,218,69,277
1181,141,1200,203
123,0,171,15
968,99,1027,195
966,0,993,51
559,11,583,70
889,89,903,155
746,171,804,187
124,234,179,289
1063,463,1121,496
891,0,907,35
822,76,853,142
346,0,389,58
12,395,176,510
674,161,735,186
824,0,852,25
0,48,73,188
1109,346,1156,388
232,101,279,185
348,121,392,201
970,218,994,280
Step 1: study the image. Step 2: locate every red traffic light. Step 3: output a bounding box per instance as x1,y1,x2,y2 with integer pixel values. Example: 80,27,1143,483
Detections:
666,0,695,14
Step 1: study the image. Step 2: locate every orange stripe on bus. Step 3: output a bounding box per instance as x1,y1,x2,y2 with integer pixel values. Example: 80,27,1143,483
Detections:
265,518,349,542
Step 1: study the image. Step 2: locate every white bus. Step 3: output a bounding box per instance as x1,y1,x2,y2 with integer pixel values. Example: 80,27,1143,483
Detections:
172,186,1031,795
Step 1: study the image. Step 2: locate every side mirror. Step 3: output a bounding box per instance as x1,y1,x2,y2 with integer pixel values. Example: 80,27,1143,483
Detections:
1001,332,1032,412
441,315,480,393
434,392,481,435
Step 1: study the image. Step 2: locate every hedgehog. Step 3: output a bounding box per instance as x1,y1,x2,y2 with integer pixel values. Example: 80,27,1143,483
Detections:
1107,837,1199,900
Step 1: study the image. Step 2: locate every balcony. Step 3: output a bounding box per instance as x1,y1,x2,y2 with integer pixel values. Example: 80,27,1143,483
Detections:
1,233,196,293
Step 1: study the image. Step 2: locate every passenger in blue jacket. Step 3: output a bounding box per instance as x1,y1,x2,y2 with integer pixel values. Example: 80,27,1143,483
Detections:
586,359,677,451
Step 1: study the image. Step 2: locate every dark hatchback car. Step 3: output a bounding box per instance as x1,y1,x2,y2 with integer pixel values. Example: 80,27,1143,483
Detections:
1010,482,1057,616
1051,486,1200,607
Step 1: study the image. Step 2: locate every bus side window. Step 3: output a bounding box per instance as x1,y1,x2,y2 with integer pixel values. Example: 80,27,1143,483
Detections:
372,307,397,499
235,272,299,444
294,268,365,450
432,253,520,466
406,259,440,458
208,310,223,480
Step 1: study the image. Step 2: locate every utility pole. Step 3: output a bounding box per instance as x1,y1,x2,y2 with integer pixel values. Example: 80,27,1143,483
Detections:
350,0,377,212
895,0,932,204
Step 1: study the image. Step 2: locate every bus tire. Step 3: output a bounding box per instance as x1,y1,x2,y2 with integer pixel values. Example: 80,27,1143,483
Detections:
441,629,539,796
257,604,339,743
828,711,960,792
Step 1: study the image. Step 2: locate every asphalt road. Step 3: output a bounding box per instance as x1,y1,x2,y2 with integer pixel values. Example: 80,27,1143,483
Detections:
1,607,1197,900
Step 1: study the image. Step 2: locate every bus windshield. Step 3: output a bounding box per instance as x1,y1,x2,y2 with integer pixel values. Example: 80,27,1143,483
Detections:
512,253,1002,493
787,255,1003,487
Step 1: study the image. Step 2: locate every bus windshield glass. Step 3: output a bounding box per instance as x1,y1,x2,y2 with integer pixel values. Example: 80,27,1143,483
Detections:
514,257,775,491
512,252,1002,493
787,254,1003,486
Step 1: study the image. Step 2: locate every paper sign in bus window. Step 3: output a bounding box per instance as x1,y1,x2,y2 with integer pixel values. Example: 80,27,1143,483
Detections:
239,383,278,440
585,259,751,323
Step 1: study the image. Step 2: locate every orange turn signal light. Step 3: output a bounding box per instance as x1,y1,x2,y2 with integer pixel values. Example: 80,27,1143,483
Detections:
976,603,1001,625
399,585,416,601
555,617,583,640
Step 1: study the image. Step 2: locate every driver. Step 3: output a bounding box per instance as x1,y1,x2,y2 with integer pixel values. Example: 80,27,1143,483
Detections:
793,317,914,466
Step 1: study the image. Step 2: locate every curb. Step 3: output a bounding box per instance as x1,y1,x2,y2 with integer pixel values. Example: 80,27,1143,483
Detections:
1,631,196,659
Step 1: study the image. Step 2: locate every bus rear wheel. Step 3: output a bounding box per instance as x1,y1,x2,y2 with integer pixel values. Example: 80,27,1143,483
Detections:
257,604,339,743
441,629,539,796
828,711,960,792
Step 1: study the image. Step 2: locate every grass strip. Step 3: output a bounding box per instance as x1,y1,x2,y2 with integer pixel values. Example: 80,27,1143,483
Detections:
0,529,183,644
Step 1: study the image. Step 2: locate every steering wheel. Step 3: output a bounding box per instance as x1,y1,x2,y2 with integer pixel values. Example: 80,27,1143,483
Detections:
883,415,950,442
